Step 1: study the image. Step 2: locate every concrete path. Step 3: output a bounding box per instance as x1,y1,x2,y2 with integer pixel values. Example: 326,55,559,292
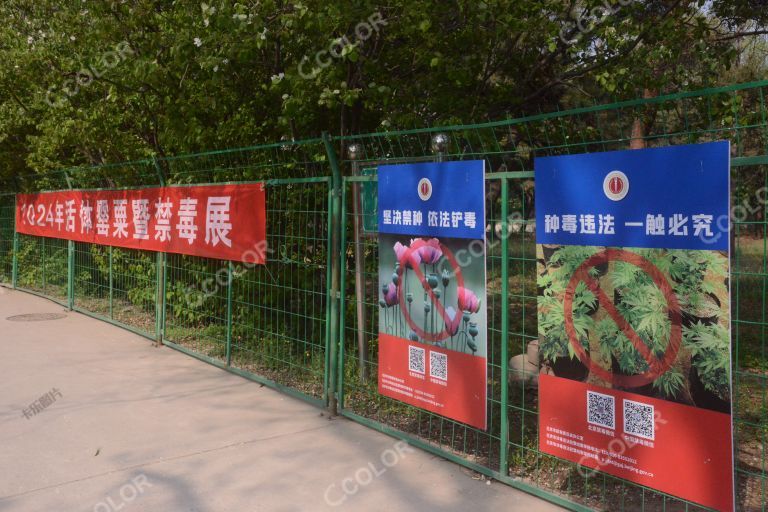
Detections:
0,288,561,512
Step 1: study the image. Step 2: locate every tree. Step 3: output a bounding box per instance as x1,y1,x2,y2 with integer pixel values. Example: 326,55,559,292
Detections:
0,0,765,185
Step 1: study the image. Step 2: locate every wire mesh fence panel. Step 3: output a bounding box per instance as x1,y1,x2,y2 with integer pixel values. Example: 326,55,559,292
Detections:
158,140,334,404
15,234,69,305
0,196,13,284
732,162,768,512
338,175,504,470
159,139,329,184
72,243,112,320
228,179,332,403
108,248,157,335
337,81,768,512
72,242,158,338
164,253,229,361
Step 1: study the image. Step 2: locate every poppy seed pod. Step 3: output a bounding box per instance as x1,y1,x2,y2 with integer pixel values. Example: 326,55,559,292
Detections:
427,273,439,289
406,292,413,303
468,322,479,338
392,272,399,286
408,331,419,341
424,303,431,313
441,269,451,287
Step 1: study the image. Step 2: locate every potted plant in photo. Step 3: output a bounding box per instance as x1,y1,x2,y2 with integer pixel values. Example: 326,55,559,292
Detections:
684,322,731,413
537,285,595,381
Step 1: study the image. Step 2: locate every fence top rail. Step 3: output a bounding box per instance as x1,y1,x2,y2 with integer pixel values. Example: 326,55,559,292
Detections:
10,176,332,195
3,80,767,192
7,137,328,191
157,136,326,163
14,158,155,182
22,178,286,194
335,79,768,142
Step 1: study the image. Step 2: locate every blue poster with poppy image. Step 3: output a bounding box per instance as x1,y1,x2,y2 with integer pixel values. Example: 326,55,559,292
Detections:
377,160,488,430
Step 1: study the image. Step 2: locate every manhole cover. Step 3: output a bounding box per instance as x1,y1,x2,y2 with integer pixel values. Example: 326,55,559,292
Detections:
6,313,67,322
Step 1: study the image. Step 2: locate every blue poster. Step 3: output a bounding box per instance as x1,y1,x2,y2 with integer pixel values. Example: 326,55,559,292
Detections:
535,142,730,251
376,159,489,429
535,141,733,512
378,160,485,240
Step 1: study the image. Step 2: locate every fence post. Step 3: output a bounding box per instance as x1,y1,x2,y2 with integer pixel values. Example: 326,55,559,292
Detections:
108,246,114,318
347,144,369,383
155,251,164,346
12,231,19,289
226,260,233,366
12,196,19,289
41,237,46,291
322,131,343,415
499,177,510,476
67,240,74,310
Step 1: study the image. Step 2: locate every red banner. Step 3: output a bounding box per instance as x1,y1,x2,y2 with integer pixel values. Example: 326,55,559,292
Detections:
15,184,267,264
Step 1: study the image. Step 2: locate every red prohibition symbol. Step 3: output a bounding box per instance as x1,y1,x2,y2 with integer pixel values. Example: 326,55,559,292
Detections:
563,248,683,388
397,238,465,343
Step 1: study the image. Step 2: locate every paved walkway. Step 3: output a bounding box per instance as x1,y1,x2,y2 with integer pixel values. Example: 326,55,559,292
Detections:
0,288,561,512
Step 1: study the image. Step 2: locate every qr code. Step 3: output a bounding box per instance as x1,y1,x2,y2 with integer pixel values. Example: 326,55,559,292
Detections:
623,399,655,440
429,351,448,381
408,345,425,374
587,390,615,430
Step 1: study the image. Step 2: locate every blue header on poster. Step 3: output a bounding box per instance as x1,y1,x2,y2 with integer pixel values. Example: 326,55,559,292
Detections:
378,160,485,240
534,141,730,251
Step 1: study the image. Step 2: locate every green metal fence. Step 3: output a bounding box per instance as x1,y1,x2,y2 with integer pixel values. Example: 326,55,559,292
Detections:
0,194,13,285
335,80,768,512
0,81,766,511
6,139,336,406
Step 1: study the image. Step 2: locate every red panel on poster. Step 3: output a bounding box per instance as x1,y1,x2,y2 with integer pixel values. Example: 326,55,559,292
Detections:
15,184,266,263
539,375,733,512
378,333,487,429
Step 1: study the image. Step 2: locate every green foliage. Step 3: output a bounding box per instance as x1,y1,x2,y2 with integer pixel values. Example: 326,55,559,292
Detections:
538,246,597,362
684,322,731,400
0,1,763,185
653,368,686,399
